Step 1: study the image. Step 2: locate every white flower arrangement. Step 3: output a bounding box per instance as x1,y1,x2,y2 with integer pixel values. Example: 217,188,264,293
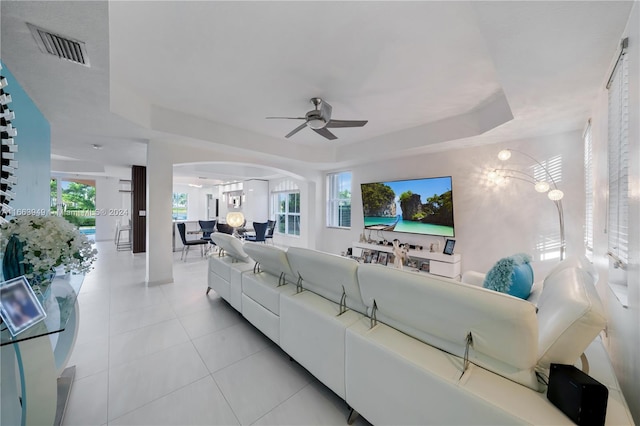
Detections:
0,215,97,281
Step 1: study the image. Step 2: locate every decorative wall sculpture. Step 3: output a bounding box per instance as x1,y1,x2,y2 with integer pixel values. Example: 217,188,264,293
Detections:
0,63,18,222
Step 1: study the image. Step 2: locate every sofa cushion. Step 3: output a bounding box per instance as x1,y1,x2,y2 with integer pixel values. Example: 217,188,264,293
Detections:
483,254,533,300
210,233,250,262
357,264,540,389
544,255,598,287
243,243,295,282
242,273,295,315
286,247,366,314
536,267,606,368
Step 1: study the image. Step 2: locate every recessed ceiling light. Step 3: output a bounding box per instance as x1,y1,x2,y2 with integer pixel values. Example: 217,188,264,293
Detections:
92,144,103,150
188,184,203,188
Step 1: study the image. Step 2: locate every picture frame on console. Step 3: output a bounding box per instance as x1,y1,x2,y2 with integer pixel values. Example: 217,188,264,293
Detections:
420,261,430,272
0,276,47,337
443,239,456,255
362,250,373,264
377,252,389,266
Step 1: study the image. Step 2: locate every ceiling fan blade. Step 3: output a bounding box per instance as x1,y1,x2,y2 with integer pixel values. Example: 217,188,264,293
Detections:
285,122,308,138
320,100,332,122
266,116,306,120
312,127,337,140
326,119,368,128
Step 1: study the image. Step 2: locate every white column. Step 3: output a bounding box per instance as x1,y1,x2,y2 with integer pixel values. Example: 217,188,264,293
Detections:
146,140,174,285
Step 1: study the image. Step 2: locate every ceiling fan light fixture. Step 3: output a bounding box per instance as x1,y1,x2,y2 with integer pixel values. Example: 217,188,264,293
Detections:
307,118,326,130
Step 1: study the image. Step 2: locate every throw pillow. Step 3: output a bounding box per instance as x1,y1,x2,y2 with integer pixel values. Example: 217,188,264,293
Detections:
483,253,534,300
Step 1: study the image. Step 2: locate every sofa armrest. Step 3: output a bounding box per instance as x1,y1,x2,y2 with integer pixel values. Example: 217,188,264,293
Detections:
461,271,486,287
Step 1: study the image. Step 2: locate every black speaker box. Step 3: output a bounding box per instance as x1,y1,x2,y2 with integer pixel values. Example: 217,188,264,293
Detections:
547,363,608,426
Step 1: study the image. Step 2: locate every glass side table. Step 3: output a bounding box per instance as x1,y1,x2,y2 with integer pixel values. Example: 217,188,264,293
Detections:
1,272,84,426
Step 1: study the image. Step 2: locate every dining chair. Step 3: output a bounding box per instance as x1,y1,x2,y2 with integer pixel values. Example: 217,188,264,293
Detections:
198,220,217,242
245,221,269,243
265,220,276,245
177,222,208,261
216,222,234,235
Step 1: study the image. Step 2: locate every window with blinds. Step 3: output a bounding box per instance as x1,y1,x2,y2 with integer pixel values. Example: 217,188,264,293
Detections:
607,44,629,269
584,122,594,253
271,179,301,236
326,171,352,228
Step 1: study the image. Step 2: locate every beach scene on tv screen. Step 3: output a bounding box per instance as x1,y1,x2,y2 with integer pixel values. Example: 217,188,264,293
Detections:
361,177,454,237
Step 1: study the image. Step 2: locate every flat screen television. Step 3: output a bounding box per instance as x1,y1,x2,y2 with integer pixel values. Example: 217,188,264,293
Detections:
361,176,454,237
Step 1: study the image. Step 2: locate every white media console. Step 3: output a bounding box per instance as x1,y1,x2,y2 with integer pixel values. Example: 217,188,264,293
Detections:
352,241,461,279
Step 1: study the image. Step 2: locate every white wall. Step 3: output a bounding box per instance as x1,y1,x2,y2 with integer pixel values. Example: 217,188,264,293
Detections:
94,177,122,241
318,131,585,278
588,3,640,422
243,180,269,223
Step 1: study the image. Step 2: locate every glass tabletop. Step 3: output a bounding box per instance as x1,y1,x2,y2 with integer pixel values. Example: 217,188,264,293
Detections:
0,272,85,346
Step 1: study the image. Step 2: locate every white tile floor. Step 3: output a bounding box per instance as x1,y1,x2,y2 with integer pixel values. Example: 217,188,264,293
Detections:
63,241,370,426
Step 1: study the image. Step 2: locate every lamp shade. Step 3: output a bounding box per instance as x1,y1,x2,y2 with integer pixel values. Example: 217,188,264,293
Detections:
547,189,564,201
497,150,512,161
534,181,550,193
494,175,507,186
226,211,245,228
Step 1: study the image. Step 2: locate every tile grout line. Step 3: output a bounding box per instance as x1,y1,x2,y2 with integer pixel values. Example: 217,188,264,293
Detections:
106,375,210,425
248,380,315,426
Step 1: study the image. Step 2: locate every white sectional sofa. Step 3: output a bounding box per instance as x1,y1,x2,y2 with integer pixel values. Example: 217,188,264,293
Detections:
206,242,633,425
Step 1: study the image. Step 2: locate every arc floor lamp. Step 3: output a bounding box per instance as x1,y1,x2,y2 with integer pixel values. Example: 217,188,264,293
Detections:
487,149,566,260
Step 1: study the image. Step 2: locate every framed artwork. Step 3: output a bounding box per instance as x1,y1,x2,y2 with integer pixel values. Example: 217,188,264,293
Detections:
420,262,430,272
0,276,47,337
363,250,373,264
443,239,456,255
371,251,380,264
377,252,389,266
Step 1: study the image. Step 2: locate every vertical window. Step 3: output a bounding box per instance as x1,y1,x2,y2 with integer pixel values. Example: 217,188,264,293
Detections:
172,193,188,220
327,172,352,228
274,191,300,236
584,122,594,253
607,47,629,267
607,39,629,303
50,178,58,215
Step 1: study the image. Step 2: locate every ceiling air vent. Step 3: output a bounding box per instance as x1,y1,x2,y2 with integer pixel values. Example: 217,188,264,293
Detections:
27,23,90,67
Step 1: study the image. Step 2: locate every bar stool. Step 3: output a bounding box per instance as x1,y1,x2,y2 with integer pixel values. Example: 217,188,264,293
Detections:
115,219,132,251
